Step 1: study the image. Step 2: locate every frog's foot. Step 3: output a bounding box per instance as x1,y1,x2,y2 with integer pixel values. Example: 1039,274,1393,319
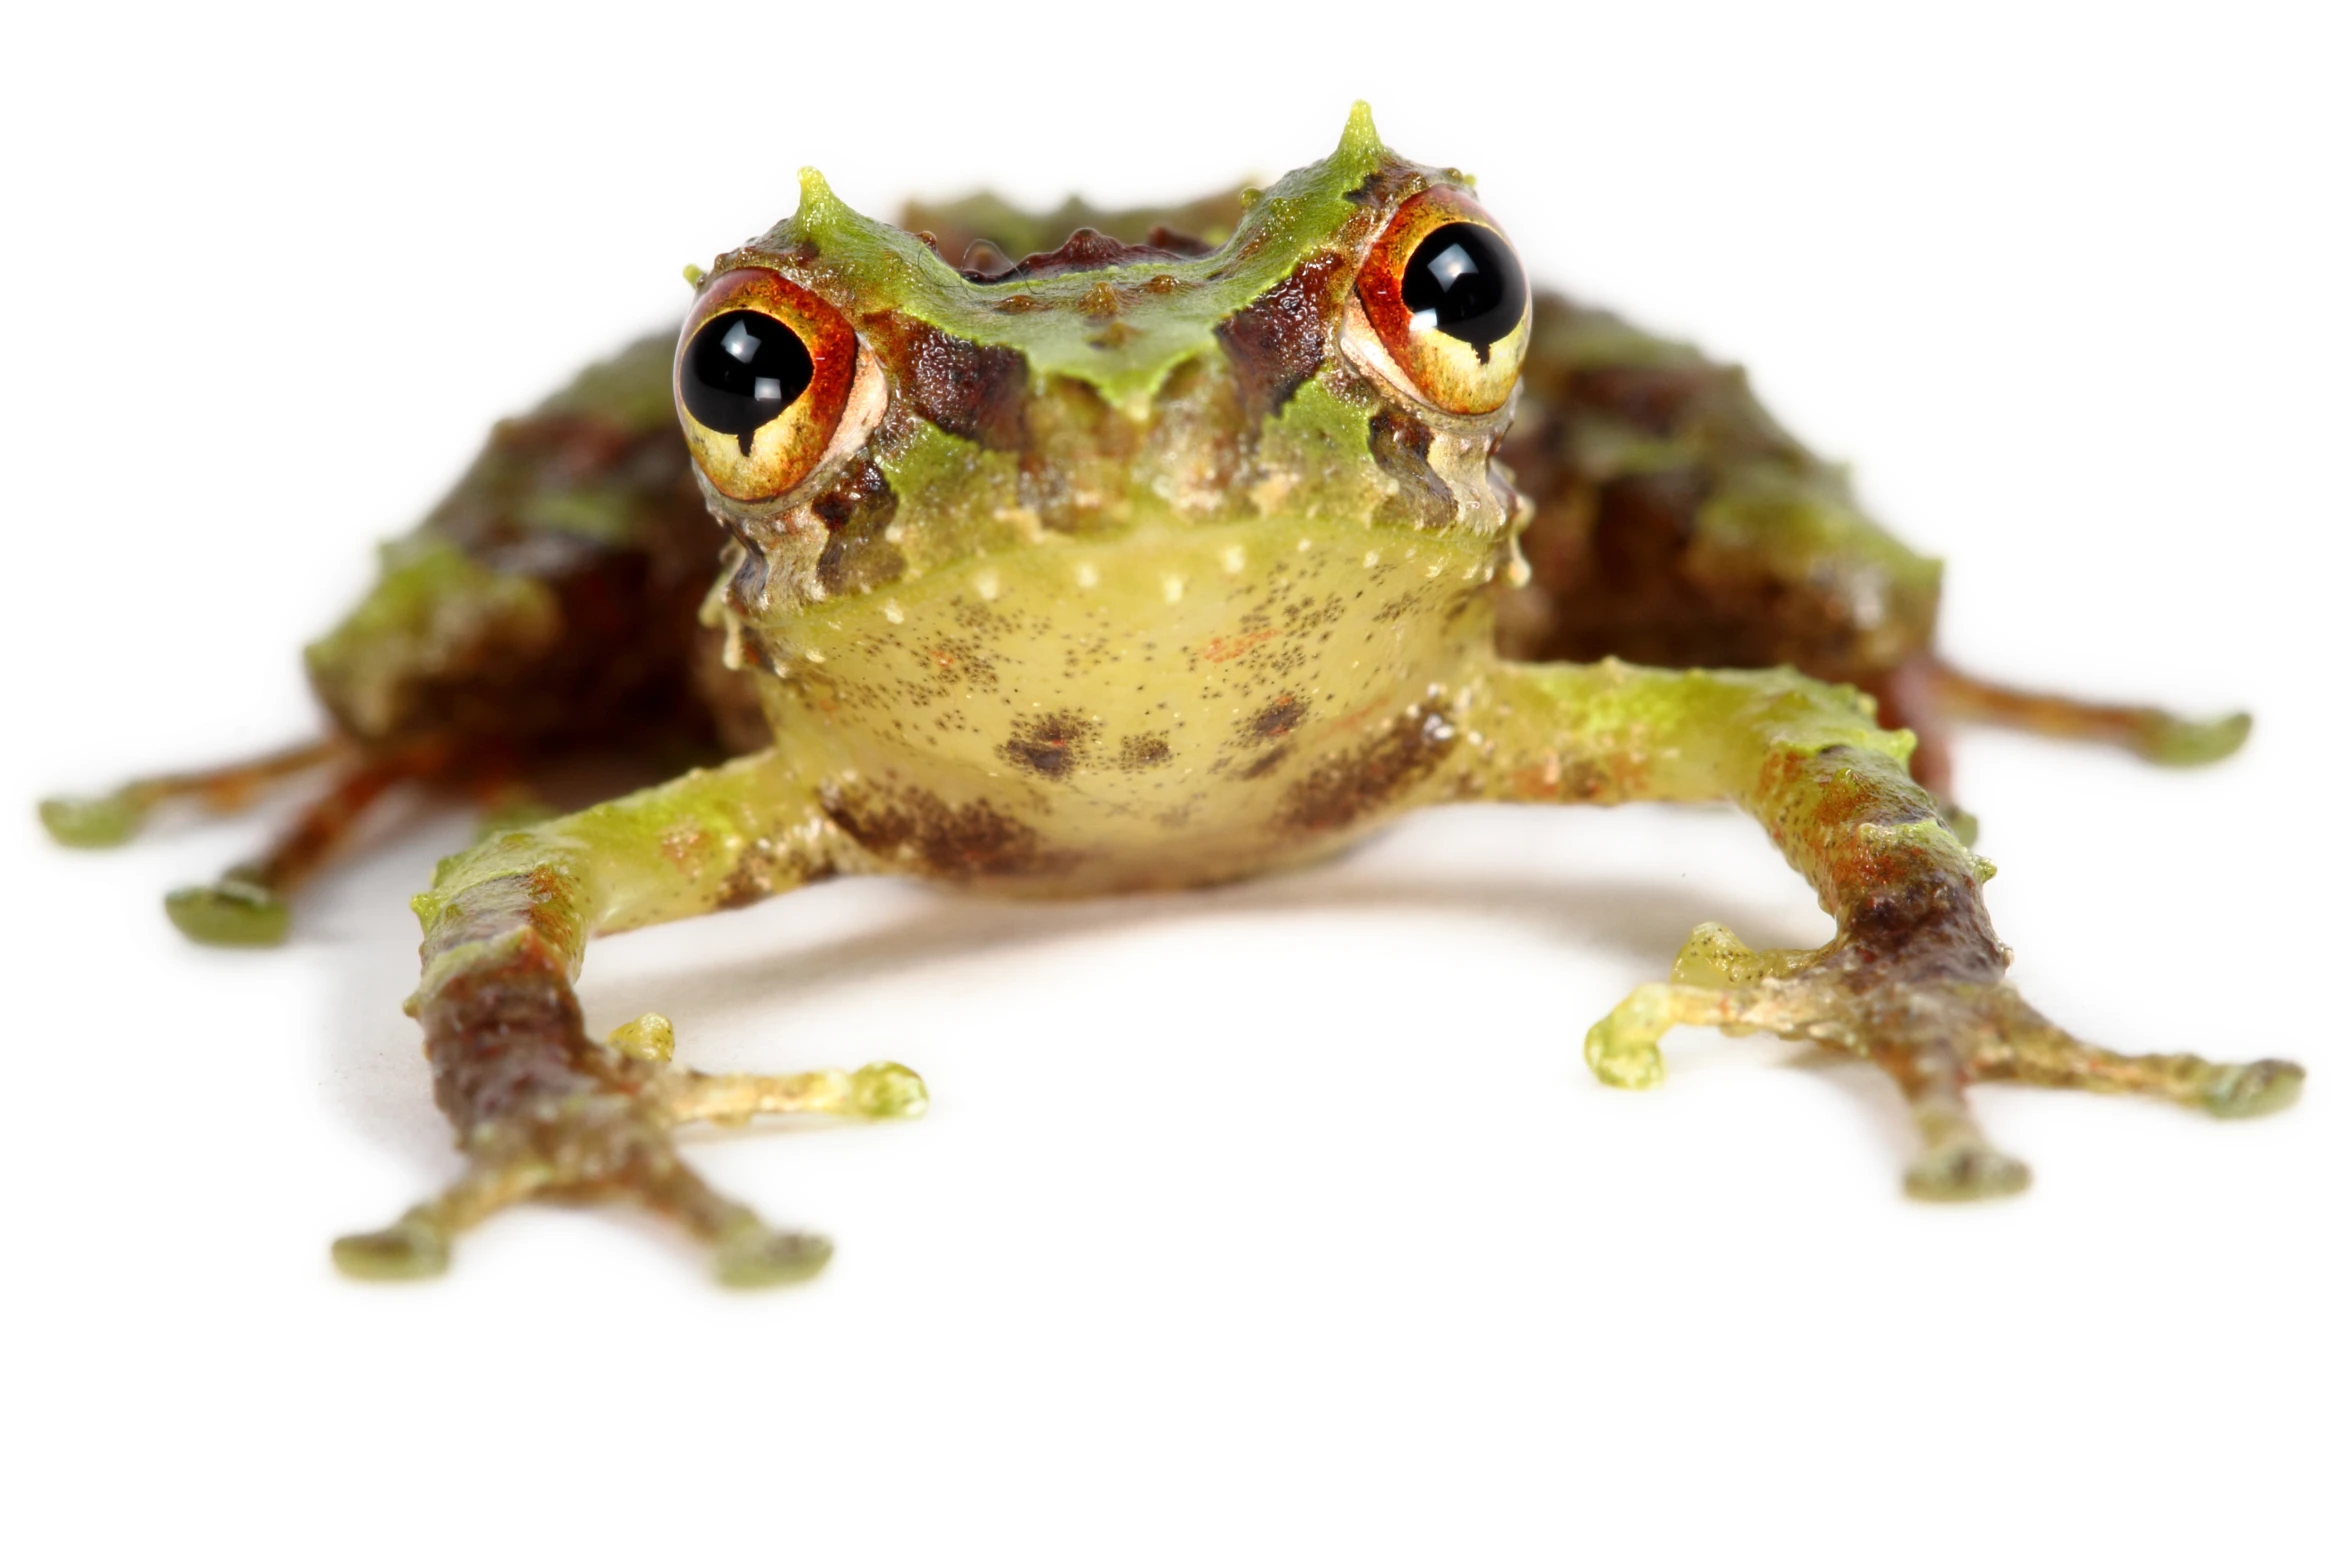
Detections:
1929,660,2251,768
1584,922,2301,1200
333,1023,926,1286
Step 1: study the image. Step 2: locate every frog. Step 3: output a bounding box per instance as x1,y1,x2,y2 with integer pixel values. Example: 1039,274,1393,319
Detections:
39,104,2297,1285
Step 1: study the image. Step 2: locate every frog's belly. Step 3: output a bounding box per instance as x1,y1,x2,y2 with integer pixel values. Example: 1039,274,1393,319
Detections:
755,521,1505,894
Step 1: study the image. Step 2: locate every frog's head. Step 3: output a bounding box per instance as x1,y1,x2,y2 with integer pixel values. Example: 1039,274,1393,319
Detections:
673,103,1531,650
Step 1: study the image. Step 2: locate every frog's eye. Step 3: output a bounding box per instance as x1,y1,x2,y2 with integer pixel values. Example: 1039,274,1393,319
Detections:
675,269,858,502
1354,188,1530,416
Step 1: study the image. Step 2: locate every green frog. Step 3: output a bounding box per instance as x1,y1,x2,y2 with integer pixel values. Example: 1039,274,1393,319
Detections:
40,105,2296,1285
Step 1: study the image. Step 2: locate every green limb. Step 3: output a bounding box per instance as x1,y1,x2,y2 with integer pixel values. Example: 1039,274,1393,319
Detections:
339,752,912,1284
1476,657,2301,1199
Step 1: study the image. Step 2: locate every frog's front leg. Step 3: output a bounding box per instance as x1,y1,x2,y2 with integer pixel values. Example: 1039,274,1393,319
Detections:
1475,658,2301,1197
332,751,921,1285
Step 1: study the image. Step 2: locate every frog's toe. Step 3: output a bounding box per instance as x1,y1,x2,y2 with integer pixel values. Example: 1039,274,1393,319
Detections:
164,876,290,947
848,1060,930,1120
331,1211,452,1281
2143,710,2252,767
713,1221,835,1289
1903,1142,2032,1203
38,791,146,848
2202,1059,2304,1119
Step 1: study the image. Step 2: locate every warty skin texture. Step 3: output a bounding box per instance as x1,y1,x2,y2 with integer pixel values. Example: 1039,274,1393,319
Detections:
39,105,2296,1283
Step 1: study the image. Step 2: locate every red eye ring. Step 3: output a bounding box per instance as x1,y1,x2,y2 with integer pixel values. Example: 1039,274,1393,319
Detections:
1355,188,1530,416
675,269,858,502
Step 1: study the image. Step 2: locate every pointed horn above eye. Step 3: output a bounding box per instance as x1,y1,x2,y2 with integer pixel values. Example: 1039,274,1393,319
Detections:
1338,100,1383,159
795,166,839,217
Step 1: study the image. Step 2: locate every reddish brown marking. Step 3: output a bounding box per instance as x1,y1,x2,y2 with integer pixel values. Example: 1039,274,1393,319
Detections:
1215,250,1348,420
858,313,1029,449
823,784,1065,881
1001,711,1098,781
813,459,906,596
1242,694,1309,745
222,751,415,897
966,226,1199,283
1567,365,1710,437
1238,745,1293,781
1278,704,1460,835
1200,628,1279,664
419,944,602,1132
715,841,834,912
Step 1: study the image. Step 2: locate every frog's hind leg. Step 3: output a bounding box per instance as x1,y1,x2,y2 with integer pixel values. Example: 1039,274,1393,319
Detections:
1925,659,2252,767
161,748,430,947
39,737,345,849
41,737,470,946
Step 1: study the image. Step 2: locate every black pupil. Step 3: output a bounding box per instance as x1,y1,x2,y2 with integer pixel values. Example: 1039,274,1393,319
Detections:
681,309,814,456
1399,223,1526,363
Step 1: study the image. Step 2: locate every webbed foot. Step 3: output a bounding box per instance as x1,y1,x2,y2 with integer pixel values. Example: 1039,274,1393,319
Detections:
334,1013,925,1285
1585,921,2301,1199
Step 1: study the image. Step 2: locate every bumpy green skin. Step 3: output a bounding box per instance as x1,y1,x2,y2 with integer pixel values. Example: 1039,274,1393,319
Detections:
320,106,2298,1285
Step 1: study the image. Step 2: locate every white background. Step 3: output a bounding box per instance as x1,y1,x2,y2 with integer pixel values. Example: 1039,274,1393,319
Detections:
3,2,2343,1562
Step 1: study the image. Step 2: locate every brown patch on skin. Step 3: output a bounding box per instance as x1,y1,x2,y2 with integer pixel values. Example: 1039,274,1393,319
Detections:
1238,745,1293,781
1215,250,1348,421
1001,711,1099,780
1750,743,2004,985
1494,289,1940,694
714,842,835,912
1568,365,1710,438
823,782,1064,881
1368,408,1455,530
858,313,1028,449
1241,693,1309,746
966,227,1198,283
417,940,602,1133
1118,733,1173,770
1278,703,1461,835
812,458,906,597
417,866,584,974
1143,227,1216,258
1343,162,1425,212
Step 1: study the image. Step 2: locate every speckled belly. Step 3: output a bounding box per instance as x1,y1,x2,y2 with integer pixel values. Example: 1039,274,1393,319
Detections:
753,520,1506,893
